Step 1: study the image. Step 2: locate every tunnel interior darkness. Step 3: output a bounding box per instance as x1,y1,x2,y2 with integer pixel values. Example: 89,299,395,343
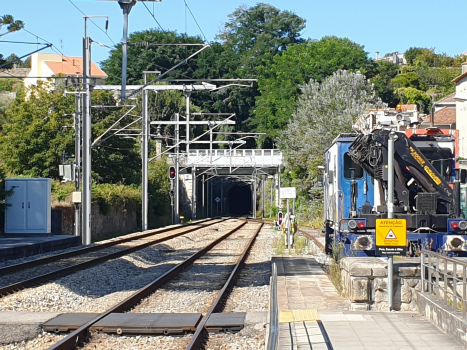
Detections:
225,183,252,216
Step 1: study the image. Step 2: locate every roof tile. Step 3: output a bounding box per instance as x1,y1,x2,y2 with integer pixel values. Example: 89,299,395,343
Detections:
44,57,107,78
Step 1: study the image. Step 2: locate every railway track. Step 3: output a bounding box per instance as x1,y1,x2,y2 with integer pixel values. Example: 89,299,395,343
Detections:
42,220,262,349
0,219,223,296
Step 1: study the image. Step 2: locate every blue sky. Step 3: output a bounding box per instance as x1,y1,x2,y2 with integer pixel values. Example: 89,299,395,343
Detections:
1,0,466,67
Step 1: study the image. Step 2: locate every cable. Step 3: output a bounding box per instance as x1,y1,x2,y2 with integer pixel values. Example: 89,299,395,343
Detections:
68,0,116,46
184,0,207,42
142,2,165,32
0,40,48,45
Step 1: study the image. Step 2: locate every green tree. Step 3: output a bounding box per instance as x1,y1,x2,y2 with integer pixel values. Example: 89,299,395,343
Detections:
280,70,382,176
217,3,305,70
253,36,371,146
396,87,430,109
368,61,399,107
279,70,382,223
390,72,425,90
0,82,141,183
101,30,205,85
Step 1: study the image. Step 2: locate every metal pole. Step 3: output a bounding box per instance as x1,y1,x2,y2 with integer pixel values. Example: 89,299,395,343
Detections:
270,178,273,218
185,91,191,156
262,175,265,219
220,178,224,215
175,113,180,224
277,170,281,211
206,177,209,217
210,179,213,217
119,2,133,102
286,198,290,249
141,88,149,231
387,131,397,311
202,174,205,218
74,89,82,237
82,31,92,245
192,167,196,220
252,177,257,218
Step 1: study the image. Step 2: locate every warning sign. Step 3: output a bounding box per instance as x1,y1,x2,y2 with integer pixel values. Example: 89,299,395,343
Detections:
385,230,397,239
376,219,407,247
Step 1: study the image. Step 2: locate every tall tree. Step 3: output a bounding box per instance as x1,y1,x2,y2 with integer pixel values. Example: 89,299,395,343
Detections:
367,60,400,107
101,30,206,85
217,3,305,71
0,14,24,37
0,82,141,183
253,36,371,146
280,70,383,189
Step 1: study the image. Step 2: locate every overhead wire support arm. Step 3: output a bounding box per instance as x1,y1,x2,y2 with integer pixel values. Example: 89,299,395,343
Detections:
147,114,236,163
125,44,211,100
0,43,52,69
91,105,138,147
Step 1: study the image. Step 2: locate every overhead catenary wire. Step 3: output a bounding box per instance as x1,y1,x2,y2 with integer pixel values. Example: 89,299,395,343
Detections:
184,0,207,43
67,0,116,46
141,1,165,33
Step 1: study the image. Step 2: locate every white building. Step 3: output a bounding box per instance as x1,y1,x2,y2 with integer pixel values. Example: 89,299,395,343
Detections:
453,63,467,159
24,53,107,89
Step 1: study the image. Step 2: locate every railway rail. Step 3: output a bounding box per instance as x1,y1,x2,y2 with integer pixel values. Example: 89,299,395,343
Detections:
44,220,262,350
0,219,222,295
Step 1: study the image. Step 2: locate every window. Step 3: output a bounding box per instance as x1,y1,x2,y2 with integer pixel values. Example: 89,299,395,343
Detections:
343,153,364,179
418,147,454,178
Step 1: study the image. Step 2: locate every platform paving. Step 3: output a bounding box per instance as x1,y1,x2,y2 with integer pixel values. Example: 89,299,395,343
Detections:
0,235,80,261
273,255,463,350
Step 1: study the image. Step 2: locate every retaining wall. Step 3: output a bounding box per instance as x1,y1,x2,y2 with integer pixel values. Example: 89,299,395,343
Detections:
52,203,138,238
340,257,421,311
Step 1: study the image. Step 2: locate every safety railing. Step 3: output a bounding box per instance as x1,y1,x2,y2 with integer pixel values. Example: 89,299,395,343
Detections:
421,249,467,317
186,149,282,167
267,262,278,350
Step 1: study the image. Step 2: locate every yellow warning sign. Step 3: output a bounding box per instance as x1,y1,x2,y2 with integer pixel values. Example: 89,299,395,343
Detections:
376,219,407,247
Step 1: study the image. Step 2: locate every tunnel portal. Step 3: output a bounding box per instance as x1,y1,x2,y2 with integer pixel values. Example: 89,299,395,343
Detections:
225,183,252,216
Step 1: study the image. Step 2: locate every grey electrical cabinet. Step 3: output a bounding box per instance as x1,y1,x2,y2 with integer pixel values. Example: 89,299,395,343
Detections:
5,178,52,234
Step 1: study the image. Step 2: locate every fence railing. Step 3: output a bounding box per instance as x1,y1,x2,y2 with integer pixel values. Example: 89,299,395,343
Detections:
421,249,467,317
267,262,278,350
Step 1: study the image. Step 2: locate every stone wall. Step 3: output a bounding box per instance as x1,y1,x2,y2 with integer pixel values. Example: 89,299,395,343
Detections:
52,202,138,238
340,257,421,311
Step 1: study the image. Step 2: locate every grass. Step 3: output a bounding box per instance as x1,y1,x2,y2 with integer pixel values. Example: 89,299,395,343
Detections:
273,233,286,255
294,234,308,255
328,240,345,296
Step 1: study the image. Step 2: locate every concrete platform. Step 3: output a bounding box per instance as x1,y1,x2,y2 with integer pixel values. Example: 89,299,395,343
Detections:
273,255,463,350
0,311,60,345
0,235,81,262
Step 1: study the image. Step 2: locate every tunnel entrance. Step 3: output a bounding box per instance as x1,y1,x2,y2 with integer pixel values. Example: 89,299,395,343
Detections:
225,183,252,216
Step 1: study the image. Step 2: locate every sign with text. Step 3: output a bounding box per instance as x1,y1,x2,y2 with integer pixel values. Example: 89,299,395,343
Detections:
375,218,407,256
280,187,296,199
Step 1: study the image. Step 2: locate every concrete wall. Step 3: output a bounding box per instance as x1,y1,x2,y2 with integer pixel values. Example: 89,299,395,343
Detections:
340,257,421,311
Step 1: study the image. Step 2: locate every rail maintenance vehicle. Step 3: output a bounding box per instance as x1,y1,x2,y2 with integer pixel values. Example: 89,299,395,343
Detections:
323,106,467,257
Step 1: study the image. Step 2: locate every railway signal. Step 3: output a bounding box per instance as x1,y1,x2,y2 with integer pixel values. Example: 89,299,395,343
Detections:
169,166,176,180
278,211,283,226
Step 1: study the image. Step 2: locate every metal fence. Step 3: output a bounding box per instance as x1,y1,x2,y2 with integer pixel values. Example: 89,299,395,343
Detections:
267,262,278,350
421,249,467,317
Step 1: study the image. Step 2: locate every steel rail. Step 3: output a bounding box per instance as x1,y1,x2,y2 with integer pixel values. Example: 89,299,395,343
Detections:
299,229,325,252
186,222,264,350
0,218,215,276
48,220,248,350
0,220,223,296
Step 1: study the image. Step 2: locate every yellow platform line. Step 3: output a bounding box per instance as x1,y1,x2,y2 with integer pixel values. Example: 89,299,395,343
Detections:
279,309,320,323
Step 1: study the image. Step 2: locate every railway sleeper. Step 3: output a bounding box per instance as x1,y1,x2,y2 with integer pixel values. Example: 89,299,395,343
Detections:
43,312,246,336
